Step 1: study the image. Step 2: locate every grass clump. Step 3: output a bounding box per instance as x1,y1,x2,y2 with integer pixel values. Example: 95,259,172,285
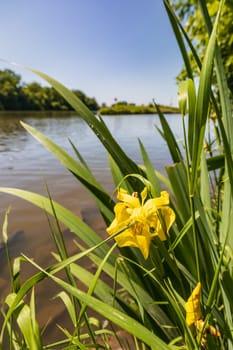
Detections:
1,0,233,349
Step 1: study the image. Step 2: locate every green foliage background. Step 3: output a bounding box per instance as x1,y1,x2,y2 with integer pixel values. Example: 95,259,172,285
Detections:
173,0,233,95
0,69,99,111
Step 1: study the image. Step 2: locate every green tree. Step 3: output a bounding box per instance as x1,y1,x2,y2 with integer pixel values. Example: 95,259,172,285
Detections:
0,69,99,111
112,101,128,106
0,69,22,110
172,0,233,95
72,89,99,111
22,82,48,110
43,87,69,111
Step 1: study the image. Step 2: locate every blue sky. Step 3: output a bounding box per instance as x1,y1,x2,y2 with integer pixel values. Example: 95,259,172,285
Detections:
0,1,183,106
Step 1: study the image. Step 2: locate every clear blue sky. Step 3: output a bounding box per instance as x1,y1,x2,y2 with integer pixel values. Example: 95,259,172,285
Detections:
0,1,183,106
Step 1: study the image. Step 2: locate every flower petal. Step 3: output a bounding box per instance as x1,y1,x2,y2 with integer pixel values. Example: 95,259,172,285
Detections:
117,188,140,208
159,207,176,232
115,228,138,248
185,282,202,326
140,187,148,204
135,234,151,259
114,203,130,222
145,191,170,211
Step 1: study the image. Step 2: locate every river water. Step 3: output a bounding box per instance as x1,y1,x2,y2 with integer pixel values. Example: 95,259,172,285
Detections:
0,112,182,343
1,112,182,186
0,112,183,232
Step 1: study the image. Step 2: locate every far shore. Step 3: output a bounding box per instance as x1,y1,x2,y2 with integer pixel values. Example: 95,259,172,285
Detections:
0,105,179,116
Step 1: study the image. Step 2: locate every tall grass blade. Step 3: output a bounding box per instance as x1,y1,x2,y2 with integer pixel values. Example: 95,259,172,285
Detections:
0,187,111,259
190,4,221,193
24,256,180,350
24,66,145,191
155,104,183,164
138,139,161,197
5,291,42,350
178,79,196,156
20,121,115,223
107,153,133,193
198,0,233,249
198,0,233,145
163,0,193,79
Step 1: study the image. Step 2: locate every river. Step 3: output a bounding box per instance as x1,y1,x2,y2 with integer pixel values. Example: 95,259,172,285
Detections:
0,112,182,344
0,112,182,238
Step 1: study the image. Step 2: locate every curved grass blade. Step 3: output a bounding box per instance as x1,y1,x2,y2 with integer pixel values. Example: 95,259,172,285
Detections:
0,187,110,259
77,243,117,325
24,66,145,191
24,256,179,350
5,291,42,350
21,121,115,223
155,103,183,164
0,227,121,342
178,79,196,156
198,0,233,145
107,153,133,194
138,139,161,197
163,0,193,79
189,2,222,193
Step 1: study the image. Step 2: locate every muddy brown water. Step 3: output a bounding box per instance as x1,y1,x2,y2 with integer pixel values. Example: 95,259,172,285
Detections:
0,173,113,345
0,177,137,348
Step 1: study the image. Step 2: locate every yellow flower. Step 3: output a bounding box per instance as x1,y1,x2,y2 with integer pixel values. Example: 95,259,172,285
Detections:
185,282,202,327
185,283,221,338
106,187,175,259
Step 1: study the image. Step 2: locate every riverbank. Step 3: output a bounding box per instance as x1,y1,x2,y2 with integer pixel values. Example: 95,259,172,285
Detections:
0,104,179,117
96,103,178,115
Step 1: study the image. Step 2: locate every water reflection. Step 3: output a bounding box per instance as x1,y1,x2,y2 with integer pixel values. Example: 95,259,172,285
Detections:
0,116,29,160
0,112,182,182
0,116,25,135
103,114,179,167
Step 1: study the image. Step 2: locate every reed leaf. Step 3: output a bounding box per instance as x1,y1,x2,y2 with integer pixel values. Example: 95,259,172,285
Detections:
155,104,183,164
20,121,115,223
0,187,110,259
163,0,193,79
138,139,161,197
190,2,222,193
22,256,177,350
25,67,145,191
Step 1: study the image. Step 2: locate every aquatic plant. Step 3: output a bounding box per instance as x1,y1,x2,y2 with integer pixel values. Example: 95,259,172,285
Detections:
1,0,233,348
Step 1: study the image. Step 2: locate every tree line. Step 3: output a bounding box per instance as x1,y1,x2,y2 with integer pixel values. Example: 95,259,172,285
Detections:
0,69,179,114
0,69,99,111
2,1,233,112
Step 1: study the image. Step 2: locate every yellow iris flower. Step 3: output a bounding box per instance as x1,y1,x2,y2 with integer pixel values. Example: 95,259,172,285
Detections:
106,187,175,259
185,282,202,327
185,283,221,338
